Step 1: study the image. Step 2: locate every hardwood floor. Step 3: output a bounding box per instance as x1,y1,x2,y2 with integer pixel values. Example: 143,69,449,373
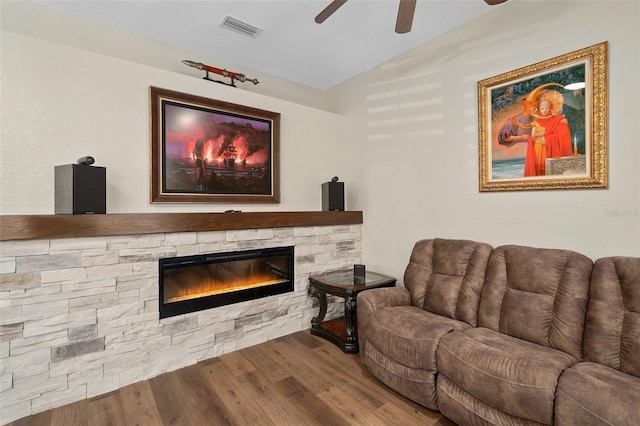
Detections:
8,331,453,426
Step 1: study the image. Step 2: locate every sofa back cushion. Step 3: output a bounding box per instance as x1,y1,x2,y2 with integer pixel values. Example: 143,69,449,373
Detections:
478,245,592,360
403,238,493,326
583,256,640,378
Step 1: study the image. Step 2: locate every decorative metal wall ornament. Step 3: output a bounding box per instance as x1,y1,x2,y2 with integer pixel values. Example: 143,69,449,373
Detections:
478,42,608,192
182,60,259,87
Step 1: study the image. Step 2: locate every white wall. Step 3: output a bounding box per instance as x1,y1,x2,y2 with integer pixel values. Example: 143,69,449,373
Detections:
0,1,326,109
0,4,351,215
2,1,638,279
327,0,640,280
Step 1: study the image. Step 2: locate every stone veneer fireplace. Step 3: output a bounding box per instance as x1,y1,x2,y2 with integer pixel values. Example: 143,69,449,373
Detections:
0,212,362,424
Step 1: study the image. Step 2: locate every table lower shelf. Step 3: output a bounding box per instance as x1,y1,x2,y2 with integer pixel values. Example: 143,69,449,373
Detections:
310,316,358,354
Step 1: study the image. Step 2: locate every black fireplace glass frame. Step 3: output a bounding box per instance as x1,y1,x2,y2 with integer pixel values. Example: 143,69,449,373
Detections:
159,246,294,319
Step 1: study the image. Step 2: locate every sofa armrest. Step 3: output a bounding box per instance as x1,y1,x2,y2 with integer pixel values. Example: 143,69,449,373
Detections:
357,287,411,359
358,286,412,313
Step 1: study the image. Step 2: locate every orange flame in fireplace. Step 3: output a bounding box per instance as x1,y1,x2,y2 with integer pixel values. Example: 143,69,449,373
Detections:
165,272,287,304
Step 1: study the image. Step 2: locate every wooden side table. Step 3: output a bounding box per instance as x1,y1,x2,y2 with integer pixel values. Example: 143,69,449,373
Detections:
307,269,396,353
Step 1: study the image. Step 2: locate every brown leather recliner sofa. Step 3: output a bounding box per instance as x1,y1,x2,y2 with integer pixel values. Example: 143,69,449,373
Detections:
357,238,640,425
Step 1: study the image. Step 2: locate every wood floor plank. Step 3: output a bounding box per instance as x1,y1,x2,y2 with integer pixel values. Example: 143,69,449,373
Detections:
374,400,442,426
287,334,451,425
7,331,449,426
304,340,395,406
202,355,278,426
87,392,126,426
118,381,163,426
269,337,337,395
311,340,385,389
285,329,325,349
271,375,351,426
371,385,454,425
333,372,390,413
317,384,389,426
235,369,312,425
173,363,234,425
7,410,51,426
217,348,256,377
147,371,197,425
300,338,397,414
239,340,294,383
49,399,87,426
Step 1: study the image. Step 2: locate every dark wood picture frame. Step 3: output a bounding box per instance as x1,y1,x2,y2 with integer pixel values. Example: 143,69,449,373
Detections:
150,86,280,203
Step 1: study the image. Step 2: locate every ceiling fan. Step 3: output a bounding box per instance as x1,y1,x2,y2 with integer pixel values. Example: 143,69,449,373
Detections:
315,0,509,34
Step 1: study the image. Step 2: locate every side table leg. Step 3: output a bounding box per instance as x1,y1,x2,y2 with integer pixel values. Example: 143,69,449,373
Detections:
344,294,358,351
308,285,327,326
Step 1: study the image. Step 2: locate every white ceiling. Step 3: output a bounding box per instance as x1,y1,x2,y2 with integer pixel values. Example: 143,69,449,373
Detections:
34,0,507,90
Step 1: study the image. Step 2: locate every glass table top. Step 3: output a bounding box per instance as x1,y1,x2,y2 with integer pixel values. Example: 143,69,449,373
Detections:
318,270,386,285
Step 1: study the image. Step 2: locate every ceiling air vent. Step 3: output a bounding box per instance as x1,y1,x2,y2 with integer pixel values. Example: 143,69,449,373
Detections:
219,14,262,38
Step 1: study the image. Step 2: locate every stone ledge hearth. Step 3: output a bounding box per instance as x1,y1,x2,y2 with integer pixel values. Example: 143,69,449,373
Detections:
0,223,362,424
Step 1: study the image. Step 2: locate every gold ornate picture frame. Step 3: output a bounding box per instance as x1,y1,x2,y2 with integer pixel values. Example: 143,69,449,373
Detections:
150,87,280,203
478,42,608,192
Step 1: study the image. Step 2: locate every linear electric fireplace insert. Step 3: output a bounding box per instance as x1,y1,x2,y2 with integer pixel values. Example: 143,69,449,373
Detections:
159,246,294,319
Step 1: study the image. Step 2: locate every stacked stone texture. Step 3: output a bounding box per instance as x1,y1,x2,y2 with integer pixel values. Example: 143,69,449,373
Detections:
0,225,362,424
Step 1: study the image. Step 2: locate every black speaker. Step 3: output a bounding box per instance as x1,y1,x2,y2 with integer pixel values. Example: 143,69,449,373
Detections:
55,164,106,214
322,181,344,211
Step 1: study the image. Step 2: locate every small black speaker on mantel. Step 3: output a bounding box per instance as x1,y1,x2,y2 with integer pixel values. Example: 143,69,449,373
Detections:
55,159,106,214
322,176,344,211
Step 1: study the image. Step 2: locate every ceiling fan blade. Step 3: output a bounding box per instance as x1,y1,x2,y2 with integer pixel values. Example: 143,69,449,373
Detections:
395,0,417,34
315,0,348,24
484,0,509,5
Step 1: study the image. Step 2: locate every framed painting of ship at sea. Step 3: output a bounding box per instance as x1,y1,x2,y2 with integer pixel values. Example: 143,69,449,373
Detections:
478,42,608,192
150,86,280,203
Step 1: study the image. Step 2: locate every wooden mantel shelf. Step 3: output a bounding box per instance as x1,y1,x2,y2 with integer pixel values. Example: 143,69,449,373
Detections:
0,211,363,242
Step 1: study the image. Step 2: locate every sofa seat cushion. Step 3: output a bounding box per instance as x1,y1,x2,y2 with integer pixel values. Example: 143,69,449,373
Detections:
364,305,472,409
556,362,640,426
367,305,471,370
437,375,544,426
437,327,579,425
365,342,439,409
